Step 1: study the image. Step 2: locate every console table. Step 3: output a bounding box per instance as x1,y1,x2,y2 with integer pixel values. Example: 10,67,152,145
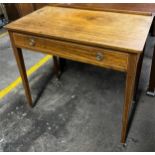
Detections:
5,6,153,144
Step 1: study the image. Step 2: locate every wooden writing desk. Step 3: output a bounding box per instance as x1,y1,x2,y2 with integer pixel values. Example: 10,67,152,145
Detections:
5,6,153,144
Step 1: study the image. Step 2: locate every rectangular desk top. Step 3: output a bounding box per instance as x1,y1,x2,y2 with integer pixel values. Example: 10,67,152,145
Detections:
5,6,153,53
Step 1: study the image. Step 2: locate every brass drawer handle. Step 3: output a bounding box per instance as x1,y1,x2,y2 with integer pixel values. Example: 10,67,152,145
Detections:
29,38,35,46
96,52,103,61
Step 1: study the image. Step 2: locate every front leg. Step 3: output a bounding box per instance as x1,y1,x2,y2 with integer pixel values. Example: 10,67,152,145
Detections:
121,54,139,144
9,32,33,107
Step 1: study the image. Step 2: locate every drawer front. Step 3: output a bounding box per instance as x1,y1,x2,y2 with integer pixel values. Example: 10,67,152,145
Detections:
13,33,128,71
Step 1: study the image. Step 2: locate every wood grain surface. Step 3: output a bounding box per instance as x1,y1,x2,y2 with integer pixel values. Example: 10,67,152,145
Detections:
5,6,153,53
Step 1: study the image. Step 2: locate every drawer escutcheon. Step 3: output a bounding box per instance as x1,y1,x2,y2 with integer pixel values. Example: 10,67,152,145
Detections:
29,38,36,46
96,52,104,61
